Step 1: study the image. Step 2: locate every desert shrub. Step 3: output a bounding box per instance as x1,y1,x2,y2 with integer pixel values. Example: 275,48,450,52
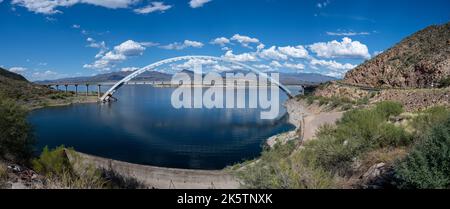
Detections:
236,140,336,189
32,145,72,177
438,76,450,88
303,101,410,175
33,146,106,188
374,101,404,119
0,99,34,163
412,106,450,138
373,123,412,147
394,117,450,189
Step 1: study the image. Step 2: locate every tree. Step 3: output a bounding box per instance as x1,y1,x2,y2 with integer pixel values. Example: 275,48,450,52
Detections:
0,99,34,163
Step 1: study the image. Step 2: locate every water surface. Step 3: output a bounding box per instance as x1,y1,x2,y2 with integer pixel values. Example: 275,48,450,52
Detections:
28,86,297,169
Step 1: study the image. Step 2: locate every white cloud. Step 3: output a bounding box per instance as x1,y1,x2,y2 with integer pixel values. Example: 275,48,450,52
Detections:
210,37,230,46
256,43,265,52
84,39,149,71
222,50,258,62
252,64,271,70
309,37,370,59
72,24,81,29
12,0,140,15
230,34,260,48
160,40,204,50
30,70,63,81
189,0,211,8
113,40,145,56
259,46,288,60
326,31,370,36
283,62,305,70
278,45,309,58
9,67,27,73
176,58,218,69
270,61,282,68
121,67,139,72
310,59,356,71
133,1,172,14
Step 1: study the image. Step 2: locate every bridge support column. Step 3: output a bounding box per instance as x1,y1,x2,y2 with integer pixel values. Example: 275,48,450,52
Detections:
64,84,68,93
55,84,59,91
86,84,89,96
97,84,101,98
74,84,78,95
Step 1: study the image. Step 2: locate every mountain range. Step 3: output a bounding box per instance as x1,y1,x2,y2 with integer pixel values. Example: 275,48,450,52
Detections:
36,70,337,85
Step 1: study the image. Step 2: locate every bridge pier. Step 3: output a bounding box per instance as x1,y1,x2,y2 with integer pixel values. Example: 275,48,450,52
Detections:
97,84,101,98
86,84,89,96
55,84,59,91
74,84,78,95
64,84,68,93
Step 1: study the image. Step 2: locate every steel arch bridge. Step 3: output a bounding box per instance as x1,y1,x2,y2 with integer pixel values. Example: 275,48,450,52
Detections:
100,55,294,102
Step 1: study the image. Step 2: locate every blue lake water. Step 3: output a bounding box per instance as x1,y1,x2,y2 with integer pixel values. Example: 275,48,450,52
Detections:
28,85,297,169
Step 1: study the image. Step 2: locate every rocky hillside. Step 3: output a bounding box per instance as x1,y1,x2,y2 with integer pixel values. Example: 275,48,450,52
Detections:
0,67,53,102
344,22,450,88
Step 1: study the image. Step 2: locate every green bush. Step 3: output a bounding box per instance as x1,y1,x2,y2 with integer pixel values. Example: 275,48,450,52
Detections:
374,101,404,119
394,116,450,189
304,101,410,175
412,106,450,138
438,77,450,88
0,99,34,163
32,146,106,188
235,140,336,189
32,145,72,177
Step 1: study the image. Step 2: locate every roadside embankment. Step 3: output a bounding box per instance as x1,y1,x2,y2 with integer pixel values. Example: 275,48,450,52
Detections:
267,98,344,147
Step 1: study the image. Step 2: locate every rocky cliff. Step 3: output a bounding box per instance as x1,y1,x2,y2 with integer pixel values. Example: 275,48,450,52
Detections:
344,22,450,88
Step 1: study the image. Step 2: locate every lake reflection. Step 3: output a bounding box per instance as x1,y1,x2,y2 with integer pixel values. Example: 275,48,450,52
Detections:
28,86,296,169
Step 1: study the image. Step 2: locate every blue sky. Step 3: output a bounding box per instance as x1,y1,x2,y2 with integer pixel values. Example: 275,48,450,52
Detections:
0,0,449,81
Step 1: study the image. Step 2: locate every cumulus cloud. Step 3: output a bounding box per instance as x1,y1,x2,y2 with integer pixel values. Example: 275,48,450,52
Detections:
84,39,149,71
309,37,370,59
310,59,356,71
133,1,172,14
278,45,308,58
230,34,260,48
210,37,230,46
259,46,288,60
160,40,204,50
270,61,283,68
222,50,258,62
72,24,81,29
283,62,305,70
176,58,218,69
11,0,140,15
113,40,145,56
189,0,212,8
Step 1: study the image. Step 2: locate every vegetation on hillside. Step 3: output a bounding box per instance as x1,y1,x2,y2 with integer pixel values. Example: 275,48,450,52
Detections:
0,99,34,164
233,101,450,189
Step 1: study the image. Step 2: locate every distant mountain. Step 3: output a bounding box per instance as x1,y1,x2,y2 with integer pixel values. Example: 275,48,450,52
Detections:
37,69,337,85
344,22,450,88
36,71,173,84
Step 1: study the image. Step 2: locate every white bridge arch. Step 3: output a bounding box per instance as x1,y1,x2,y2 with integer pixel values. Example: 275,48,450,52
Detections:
100,55,294,102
